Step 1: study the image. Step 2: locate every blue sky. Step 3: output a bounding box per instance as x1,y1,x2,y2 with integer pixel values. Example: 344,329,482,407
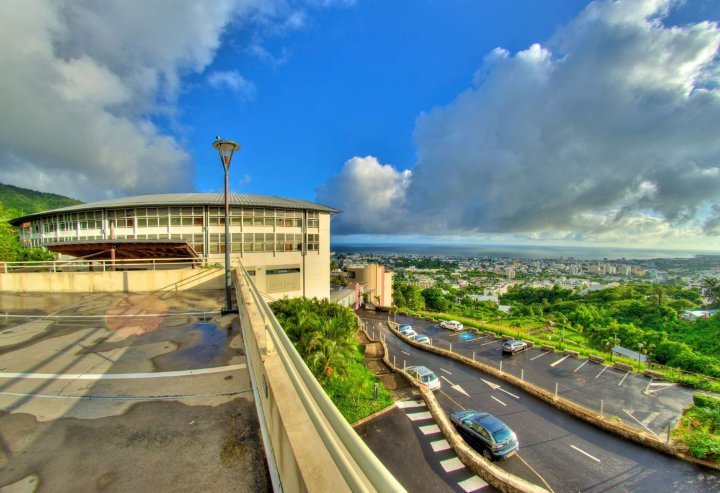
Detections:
1,0,720,250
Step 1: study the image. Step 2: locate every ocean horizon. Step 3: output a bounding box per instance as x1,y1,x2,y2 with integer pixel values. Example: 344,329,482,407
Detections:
330,242,720,261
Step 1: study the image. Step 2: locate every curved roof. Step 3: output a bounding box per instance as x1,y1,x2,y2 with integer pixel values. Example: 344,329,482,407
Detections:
9,193,342,226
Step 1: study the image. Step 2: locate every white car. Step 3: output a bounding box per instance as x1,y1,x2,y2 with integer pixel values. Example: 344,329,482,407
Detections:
439,320,464,331
398,325,417,338
405,365,441,390
413,334,431,344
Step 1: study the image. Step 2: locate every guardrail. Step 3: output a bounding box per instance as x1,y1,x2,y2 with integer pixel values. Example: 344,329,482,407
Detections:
0,257,203,273
234,266,405,492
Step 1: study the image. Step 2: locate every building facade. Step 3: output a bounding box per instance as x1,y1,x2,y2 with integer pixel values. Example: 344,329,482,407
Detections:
346,263,394,308
10,193,340,299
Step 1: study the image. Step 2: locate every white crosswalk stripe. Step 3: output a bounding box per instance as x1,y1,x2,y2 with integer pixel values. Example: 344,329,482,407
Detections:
430,439,451,452
406,411,432,421
396,400,425,409
458,475,490,492
419,424,441,435
440,457,465,473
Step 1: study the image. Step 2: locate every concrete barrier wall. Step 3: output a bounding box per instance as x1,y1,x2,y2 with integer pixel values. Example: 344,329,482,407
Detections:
235,270,350,493
0,268,225,292
237,271,406,492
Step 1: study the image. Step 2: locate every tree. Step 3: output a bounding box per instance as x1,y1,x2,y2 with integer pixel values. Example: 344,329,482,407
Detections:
422,287,451,312
702,277,720,309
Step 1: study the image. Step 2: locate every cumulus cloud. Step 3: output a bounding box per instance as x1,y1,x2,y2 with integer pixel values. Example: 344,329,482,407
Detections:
0,0,310,201
321,0,720,246
316,156,411,234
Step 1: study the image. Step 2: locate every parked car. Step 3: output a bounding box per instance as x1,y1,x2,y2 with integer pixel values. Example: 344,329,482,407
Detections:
439,320,464,331
398,325,417,338
413,334,431,344
450,410,519,460
502,340,528,354
405,365,441,390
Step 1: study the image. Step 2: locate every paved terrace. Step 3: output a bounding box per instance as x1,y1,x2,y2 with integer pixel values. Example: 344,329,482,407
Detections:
0,291,269,492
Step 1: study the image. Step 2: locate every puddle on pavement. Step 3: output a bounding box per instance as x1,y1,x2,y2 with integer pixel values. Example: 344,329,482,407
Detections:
0,291,241,370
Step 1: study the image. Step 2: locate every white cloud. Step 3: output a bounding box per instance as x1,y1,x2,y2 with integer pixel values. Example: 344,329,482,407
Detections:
322,0,720,248
316,156,411,234
208,70,257,100
0,0,308,201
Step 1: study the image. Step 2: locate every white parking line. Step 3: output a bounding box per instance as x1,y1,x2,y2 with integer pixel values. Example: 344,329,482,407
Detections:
573,360,588,372
571,445,601,463
530,351,549,361
645,381,677,395
595,366,609,379
491,395,506,406
498,388,520,399
440,368,452,375
401,350,410,356
0,364,247,380
550,356,568,368
618,371,630,386
623,409,658,436
479,340,498,346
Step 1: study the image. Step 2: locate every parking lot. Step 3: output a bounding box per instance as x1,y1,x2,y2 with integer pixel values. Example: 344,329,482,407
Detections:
0,291,269,492
378,314,697,437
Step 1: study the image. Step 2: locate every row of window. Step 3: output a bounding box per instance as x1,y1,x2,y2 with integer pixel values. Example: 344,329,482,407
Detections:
23,231,320,255
25,208,320,234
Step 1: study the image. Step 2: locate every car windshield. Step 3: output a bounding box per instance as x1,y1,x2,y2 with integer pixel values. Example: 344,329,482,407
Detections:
422,374,437,383
492,427,513,443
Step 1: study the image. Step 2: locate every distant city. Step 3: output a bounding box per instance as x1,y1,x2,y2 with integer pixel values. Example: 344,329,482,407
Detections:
332,244,720,290
331,242,720,261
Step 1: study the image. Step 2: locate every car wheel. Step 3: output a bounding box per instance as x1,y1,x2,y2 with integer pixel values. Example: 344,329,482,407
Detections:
482,448,492,461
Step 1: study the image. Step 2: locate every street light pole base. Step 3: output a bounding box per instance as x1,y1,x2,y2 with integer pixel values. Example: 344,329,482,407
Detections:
221,307,239,315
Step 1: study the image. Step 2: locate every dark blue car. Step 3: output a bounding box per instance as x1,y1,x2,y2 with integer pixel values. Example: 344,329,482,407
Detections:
450,410,519,460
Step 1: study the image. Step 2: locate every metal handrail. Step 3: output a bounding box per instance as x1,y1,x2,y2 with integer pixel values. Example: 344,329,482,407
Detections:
0,257,204,273
238,265,405,492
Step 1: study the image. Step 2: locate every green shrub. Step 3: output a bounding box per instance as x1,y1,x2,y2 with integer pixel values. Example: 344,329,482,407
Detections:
694,392,720,410
684,431,720,462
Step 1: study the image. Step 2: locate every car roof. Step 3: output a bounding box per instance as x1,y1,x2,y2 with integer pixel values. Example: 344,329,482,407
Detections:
406,365,433,375
472,414,507,433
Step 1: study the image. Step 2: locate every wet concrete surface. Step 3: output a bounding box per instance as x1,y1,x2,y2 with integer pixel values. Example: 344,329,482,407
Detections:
0,290,269,492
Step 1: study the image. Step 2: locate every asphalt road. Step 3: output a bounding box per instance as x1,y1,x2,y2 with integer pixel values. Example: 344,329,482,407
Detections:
0,291,269,493
360,311,720,493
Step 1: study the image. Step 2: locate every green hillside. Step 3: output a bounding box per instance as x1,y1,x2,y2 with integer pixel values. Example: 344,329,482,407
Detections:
0,183,82,215
1,183,82,261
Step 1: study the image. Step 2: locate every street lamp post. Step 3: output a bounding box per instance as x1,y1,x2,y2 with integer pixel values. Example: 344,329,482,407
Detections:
213,138,241,314
638,342,644,371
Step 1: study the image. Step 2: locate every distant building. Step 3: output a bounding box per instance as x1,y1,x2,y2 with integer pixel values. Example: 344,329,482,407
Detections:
346,263,394,308
681,309,718,320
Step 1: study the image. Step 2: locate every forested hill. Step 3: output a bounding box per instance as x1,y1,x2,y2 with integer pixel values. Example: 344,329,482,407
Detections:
0,183,81,261
0,183,82,215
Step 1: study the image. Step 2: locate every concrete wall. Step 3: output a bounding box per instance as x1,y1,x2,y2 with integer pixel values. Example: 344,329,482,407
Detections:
0,268,225,293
